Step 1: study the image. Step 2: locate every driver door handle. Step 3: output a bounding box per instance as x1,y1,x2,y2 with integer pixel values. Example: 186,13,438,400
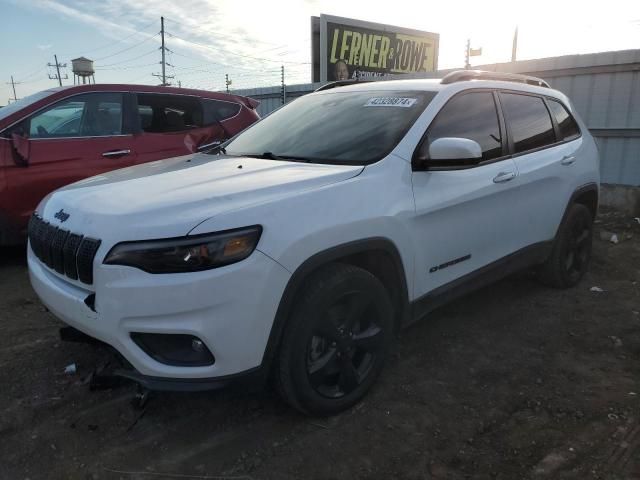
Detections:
493,171,516,183
102,149,131,158
561,155,576,166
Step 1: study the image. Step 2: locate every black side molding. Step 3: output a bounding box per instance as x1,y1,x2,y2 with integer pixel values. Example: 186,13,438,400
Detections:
410,241,553,325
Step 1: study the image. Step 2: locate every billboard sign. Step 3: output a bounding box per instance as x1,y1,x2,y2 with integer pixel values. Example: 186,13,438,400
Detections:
311,15,439,83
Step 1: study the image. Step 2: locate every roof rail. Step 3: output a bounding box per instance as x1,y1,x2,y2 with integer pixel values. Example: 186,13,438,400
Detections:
440,70,550,88
315,79,372,92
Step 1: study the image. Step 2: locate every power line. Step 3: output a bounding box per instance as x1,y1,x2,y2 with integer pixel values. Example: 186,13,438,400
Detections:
95,62,159,71
167,32,311,65
95,48,158,68
123,71,157,84
16,66,47,83
59,18,158,57
174,66,280,77
169,49,288,76
94,32,159,61
163,16,288,50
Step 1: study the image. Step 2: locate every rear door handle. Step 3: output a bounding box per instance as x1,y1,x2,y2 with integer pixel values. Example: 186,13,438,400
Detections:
493,171,516,183
102,149,131,158
561,155,576,166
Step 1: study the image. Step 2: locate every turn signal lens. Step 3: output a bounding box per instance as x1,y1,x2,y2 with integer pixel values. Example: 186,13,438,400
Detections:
223,236,252,258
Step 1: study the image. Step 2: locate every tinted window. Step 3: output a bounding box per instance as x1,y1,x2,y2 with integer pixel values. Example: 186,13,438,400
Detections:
203,99,241,124
426,92,502,161
500,93,555,153
547,99,580,141
137,94,203,133
225,91,436,164
28,93,123,138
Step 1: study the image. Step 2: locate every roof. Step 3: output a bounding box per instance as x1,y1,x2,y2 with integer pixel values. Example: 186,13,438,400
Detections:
0,84,257,130
315,79,445,93
34,83,253,102
312,77,567,101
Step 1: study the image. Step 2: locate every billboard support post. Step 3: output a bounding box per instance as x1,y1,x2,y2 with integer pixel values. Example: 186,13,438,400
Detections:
281,65,286,104
465,39,471,69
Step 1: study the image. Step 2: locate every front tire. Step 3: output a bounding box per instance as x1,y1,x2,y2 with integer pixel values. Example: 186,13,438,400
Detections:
538,203,593,288
276,263,394,415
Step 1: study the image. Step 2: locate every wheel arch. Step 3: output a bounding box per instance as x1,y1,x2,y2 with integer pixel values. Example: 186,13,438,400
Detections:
571,183,599,219
559,183,599,232
260,237,410,375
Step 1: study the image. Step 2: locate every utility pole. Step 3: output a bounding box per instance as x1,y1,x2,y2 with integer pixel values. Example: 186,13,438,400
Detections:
464,39,471,69
152,16,174,86
48,55,68,86
161,16,166,85
281,65,286,104
7,76,19,102
225,74,231,93
511,26,519,62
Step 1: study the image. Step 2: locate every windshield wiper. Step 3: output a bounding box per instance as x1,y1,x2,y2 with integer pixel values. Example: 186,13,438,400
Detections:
203,144,226,155
246,152,313,163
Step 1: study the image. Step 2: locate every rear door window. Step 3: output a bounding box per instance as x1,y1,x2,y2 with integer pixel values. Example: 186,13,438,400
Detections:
547,99,580,141
136,94,203,133
202,99,241,125
500,93,556,154
426,91,503,161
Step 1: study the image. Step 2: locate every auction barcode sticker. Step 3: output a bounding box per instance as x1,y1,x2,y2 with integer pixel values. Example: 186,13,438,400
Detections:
364,97,417,107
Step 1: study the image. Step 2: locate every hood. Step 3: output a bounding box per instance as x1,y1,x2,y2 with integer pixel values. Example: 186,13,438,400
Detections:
39,153,363,240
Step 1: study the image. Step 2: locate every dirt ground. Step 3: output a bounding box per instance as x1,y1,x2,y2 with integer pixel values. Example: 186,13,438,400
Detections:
1,210,639,480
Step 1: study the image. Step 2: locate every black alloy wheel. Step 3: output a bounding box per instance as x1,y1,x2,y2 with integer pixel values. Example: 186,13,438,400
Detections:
538,203,593,288
306,289,384,398
564,211,592,284
276,263,394,415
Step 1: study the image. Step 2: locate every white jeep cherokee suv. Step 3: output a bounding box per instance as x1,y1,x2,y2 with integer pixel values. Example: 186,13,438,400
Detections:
28,71,600,415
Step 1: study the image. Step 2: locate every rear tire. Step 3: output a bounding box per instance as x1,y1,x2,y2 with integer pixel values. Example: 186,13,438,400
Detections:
276,263,393,416
538,203,593,289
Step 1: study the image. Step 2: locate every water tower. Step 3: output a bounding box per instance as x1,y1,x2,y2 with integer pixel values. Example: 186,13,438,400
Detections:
71,57,95,84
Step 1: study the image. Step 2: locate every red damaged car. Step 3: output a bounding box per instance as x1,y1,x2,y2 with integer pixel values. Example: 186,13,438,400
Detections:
0,84,259,244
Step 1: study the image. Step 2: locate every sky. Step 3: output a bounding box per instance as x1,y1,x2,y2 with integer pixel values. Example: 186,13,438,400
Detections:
1,0,639,103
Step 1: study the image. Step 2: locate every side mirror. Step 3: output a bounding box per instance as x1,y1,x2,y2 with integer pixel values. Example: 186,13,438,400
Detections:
414,137,483,170
428,137,482,161
11,131,30,167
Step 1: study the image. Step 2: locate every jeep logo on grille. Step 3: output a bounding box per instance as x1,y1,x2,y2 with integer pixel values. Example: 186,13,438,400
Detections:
54,209,70,223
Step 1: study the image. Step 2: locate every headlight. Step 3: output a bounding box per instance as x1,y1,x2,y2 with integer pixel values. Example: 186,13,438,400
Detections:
103,226,262,273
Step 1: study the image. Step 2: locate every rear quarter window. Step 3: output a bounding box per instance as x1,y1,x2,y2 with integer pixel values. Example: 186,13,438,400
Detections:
202,99,241,125
547,99,581,141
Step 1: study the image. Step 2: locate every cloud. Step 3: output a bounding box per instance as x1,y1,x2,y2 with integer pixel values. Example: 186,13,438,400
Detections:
24,0,311,88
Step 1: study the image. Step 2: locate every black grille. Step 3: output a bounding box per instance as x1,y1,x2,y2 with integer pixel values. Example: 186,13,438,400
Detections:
28,214,101,285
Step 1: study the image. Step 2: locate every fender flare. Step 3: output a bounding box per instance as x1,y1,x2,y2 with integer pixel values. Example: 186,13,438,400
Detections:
556,182,599,236
259,237,410,374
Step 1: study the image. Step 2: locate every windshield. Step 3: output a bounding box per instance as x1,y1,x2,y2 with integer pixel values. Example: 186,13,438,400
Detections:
0,90,56,122
224,90,437,164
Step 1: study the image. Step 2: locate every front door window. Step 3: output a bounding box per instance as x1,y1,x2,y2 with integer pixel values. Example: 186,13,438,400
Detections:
28,93,123,138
